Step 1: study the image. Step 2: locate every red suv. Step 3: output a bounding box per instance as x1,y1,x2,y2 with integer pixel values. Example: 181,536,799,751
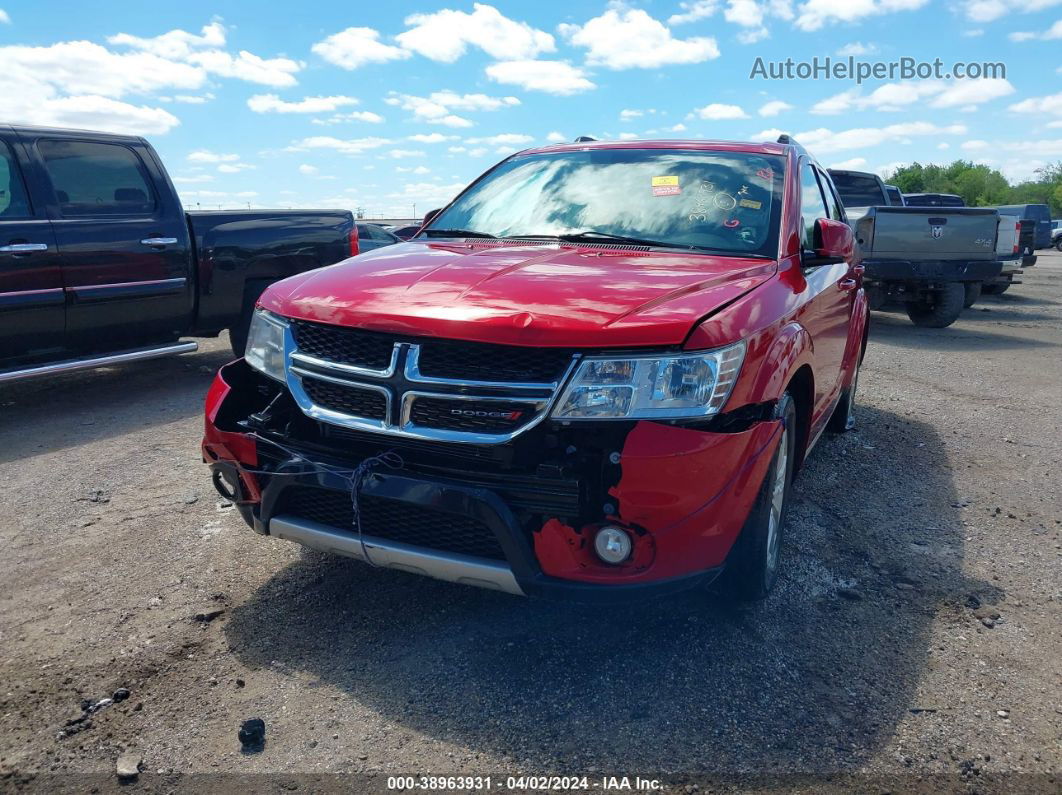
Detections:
203,137,867,601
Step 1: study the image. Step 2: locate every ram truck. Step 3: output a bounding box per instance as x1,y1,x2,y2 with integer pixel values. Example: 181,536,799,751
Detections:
203,137,868,602
828,169,1001,327
0,124,356,382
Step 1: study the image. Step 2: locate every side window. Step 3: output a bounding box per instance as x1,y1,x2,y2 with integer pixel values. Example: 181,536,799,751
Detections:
0,142,32,219
816,167,844,221
799,162,829,248
37,139,156,217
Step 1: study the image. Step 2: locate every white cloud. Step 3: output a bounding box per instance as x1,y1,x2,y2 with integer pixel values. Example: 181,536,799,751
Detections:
485,59,595,95
620,109,644,121
559,8,720,69
937,142,951,149
669,1,720,24
298,164,318,176
0,9,11,24
465,133,534,147
3,95,181,135
448,145,468,153
468,148,488,157
386,90,519,127
961,0,1062,22
829,157,868,169
172,174,215,184
795,0,930,32
669,123,688,132
311,27,410,69
1010,18,1062,40
396,4,554,62
111,21,300,87
812,78,1014,114
1009,91,1062,116
836,41,877,56
312,110,385,124
961,140,990,150
758,100,793,117
788,122,968,153
408,133,458,144
247,94,360,114
546,131,566,142
387,149,426,159
217,162,255,173
173,93,213,104
187,150,240,163
396,165,431,174
287,136,392,155
693,103,749,120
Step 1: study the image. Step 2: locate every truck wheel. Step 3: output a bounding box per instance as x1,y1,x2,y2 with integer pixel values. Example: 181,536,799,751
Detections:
905,282,965,328
982,282,1010,296
720,392,796,601
1056,238,1062,252
827,358,859,433
963,281,982,308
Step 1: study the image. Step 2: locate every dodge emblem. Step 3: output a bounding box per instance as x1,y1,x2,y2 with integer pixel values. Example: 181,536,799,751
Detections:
930,225,943,239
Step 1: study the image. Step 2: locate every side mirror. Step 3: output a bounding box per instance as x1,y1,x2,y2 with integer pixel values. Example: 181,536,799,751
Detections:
806,218,855,266
422,207,442,227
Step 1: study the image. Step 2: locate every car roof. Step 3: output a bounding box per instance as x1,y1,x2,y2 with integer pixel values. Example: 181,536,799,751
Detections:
7,123,144,144
518,138,790,157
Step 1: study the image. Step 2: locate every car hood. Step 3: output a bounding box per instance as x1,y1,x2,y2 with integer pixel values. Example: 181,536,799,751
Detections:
259,240,775,348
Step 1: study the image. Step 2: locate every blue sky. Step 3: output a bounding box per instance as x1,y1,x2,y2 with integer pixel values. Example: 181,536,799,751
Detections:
2,0,1060,218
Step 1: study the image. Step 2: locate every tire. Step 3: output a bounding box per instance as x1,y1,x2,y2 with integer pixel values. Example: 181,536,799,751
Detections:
1055,238,1062,252
982,282,1010,296
827,356,859,433
720,392,797,601
905,282,965,328
963,281,981,309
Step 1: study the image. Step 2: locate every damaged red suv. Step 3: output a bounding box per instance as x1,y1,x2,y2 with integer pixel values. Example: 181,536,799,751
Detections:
203,137,867,601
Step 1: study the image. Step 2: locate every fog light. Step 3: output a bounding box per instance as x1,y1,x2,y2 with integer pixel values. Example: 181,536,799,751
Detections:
593,526,632,565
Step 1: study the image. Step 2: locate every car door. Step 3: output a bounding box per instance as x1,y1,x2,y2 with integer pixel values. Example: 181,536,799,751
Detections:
0,129,64,365
794,160,855,417
27,133,192,354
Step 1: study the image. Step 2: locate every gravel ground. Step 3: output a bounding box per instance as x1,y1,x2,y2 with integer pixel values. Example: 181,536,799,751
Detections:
1,253,1060,794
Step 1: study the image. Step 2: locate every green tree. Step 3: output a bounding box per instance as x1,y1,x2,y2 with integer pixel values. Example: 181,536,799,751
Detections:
883,159,1062,216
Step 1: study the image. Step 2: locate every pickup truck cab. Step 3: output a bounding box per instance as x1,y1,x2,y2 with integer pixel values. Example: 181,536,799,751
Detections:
203,137,868,603
0,125,356,382
828,169,1000,327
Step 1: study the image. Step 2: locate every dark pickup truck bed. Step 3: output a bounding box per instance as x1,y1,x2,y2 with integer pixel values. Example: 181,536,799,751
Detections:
0,124,355,381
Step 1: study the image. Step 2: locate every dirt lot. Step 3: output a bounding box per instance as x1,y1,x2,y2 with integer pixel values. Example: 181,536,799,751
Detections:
1,254,1060,793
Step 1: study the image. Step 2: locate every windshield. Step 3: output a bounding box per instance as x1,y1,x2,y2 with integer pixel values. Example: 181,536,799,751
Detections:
427,148,785,257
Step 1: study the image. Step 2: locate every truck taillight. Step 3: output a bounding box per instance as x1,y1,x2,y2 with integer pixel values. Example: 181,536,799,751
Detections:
1013,222,1020,254
349,225,360,257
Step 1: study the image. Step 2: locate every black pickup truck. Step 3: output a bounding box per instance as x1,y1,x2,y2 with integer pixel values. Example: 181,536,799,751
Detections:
0,124,356,382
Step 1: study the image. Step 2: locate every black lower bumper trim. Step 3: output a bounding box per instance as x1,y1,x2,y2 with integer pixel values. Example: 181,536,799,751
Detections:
863,258,1003,283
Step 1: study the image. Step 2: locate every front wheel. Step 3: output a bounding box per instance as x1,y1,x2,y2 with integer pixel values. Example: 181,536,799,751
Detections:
720,392,797,601
1055,238,1062,252
905,282,965,328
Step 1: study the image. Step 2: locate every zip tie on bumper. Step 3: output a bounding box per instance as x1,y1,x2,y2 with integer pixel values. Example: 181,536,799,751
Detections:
229,433,404,567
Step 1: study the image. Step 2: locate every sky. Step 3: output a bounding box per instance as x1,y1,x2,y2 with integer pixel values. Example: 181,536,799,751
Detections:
1,0,1061,218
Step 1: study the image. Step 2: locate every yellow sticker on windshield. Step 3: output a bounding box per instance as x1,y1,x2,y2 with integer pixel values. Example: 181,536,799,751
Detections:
652,175,679,187
739,198,762,209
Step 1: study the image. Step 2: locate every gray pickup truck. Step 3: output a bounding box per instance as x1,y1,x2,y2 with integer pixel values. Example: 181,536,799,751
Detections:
828,169,1001,328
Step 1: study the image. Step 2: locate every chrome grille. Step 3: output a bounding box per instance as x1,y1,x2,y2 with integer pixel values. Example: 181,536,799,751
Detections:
281,320,578,444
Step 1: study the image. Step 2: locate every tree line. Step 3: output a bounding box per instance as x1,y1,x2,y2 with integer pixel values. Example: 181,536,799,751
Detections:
883,160,1062,216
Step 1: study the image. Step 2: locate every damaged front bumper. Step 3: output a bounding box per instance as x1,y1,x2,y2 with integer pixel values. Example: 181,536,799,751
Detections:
203,360,782,602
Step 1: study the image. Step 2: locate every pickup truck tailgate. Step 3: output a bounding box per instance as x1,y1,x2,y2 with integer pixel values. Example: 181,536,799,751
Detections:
856,207,998,260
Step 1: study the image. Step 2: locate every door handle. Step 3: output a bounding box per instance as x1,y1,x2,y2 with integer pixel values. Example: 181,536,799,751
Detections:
0,243,48,253
838,278,858,291
140,237,178,247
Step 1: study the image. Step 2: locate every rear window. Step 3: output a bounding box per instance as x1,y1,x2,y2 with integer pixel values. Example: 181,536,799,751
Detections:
829,172,886,208
0,142,32,218
38,139,156,216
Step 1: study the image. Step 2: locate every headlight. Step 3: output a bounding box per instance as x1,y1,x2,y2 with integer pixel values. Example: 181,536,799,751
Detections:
243,309,288,381
552,341,746,420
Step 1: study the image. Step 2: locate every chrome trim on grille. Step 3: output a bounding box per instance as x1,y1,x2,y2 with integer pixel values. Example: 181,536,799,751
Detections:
270,515,524,595
291,347,398,379
280,323,579,444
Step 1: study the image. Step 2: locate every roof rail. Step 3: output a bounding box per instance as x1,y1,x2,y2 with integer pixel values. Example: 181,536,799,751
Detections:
574,136,597,143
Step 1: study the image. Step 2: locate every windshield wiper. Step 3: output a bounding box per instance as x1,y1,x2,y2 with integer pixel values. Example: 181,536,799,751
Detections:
421,228,497,239
512,230,762,256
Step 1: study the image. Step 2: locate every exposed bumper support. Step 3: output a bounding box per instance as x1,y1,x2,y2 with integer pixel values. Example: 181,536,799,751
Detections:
0,341,198,383
269,515,525,596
